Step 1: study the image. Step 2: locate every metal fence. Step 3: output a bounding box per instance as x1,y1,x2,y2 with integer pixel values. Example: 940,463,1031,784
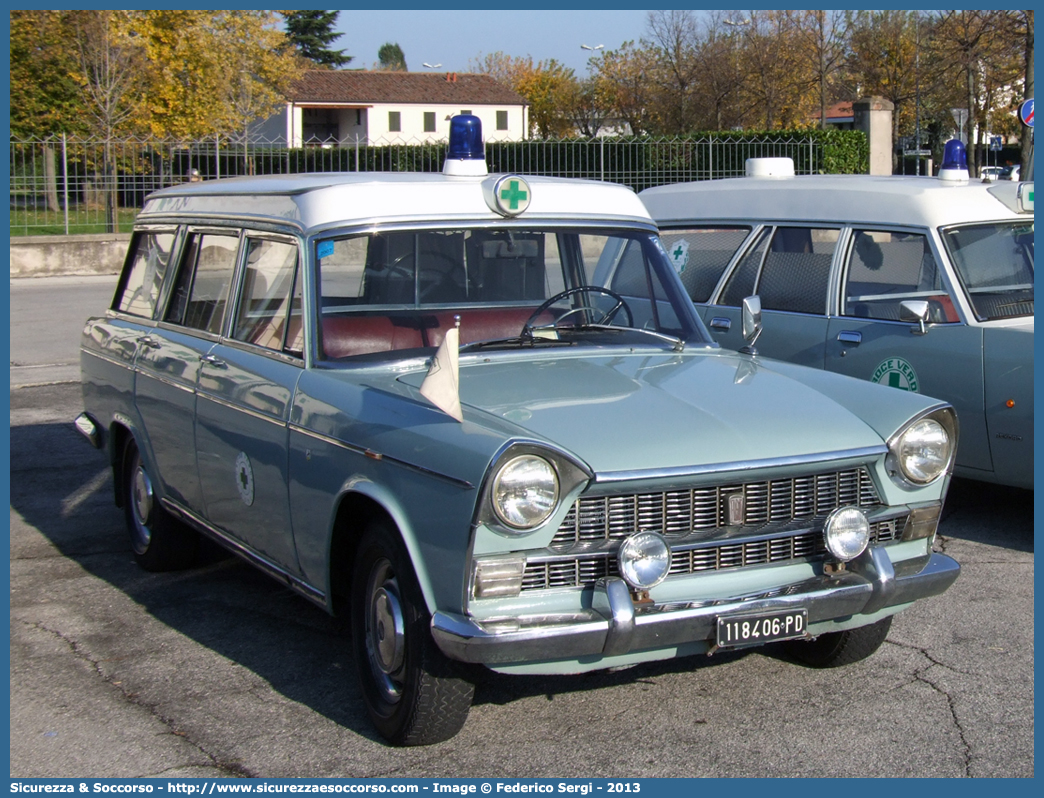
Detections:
10,133,830,236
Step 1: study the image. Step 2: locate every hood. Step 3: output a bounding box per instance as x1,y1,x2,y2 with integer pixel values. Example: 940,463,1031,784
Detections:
400,349,898,475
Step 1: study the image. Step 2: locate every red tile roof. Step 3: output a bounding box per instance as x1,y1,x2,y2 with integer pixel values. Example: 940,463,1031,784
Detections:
288,70,527,106
811,101,854,121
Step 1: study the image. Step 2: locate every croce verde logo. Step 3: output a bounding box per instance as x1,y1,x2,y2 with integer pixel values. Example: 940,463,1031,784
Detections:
669,239,690,273
871,357,919,392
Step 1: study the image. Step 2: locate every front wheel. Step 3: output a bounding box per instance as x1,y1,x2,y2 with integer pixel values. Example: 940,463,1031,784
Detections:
783,615,892,668
122,437,199,572
351,522,474,746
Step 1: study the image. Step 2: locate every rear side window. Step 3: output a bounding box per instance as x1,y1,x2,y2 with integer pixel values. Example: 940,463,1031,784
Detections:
232,237,301,353
165,232,240,334
659,227,751,302
115,230,175,318
756,227,838,314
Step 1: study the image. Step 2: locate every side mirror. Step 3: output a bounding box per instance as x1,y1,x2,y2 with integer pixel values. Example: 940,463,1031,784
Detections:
900,299,930,335
739,295,762,355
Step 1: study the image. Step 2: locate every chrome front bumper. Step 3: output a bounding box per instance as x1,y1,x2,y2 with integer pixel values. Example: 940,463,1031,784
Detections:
431,546,960,665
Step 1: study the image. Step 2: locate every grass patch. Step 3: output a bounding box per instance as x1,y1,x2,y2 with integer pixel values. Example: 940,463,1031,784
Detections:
9,207,140,236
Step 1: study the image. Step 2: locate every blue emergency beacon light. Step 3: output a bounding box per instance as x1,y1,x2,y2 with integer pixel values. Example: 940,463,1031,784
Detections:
443,115,488,176
938,138,969,182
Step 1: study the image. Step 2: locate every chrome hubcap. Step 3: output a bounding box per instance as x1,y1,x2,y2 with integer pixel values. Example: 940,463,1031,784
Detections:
133,466,153,525
365,561,406,703
130,460,154,553
371,586,405,674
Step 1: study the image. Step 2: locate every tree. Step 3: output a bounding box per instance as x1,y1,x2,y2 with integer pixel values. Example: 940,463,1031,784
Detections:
9,11,87,212
283,9,351,68
798,10,849,130
929,10,1023,175
643,10,702,133
131,10,301,140
378,42,407,71
9,11,85,139
68,9,147,230
1018,10,1033,174
845,10,926,167
472,52,578,138
591,41,657,135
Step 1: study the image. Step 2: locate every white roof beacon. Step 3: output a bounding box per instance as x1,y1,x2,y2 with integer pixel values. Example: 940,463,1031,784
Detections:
938,138,970,182
442,114,489,177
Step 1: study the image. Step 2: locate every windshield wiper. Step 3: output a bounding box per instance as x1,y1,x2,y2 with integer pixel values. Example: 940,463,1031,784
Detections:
565,323,686,352
459,336,576,352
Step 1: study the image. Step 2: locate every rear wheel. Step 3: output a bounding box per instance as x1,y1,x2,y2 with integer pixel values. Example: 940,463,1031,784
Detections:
783,616,892,668
122,437,199,572
351,522,474,746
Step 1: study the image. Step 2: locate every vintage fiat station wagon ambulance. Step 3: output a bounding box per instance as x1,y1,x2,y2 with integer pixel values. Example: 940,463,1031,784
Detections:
77,117,960,745
641,142,1033,490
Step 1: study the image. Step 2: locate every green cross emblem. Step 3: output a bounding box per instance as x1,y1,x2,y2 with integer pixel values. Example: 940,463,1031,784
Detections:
499,179,528,210
673,244,685,260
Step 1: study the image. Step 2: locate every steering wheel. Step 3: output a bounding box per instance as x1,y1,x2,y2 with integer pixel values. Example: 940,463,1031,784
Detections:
522,286,633,338
382,250,464,303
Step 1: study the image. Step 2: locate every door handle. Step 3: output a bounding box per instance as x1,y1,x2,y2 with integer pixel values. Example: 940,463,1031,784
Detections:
201,354,227,369
709,317,732,332
136,336,161,349
837,331,862,345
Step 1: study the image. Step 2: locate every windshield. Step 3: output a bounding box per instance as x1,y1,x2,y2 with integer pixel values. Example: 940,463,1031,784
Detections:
315,227,708,359
941,221,1034,321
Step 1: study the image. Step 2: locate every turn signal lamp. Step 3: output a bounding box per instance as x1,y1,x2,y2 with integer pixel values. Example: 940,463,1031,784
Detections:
938,139,969,182
444,114,488,176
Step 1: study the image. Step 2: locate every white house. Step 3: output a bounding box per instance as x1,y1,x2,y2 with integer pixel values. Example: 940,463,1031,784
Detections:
256,70,529,147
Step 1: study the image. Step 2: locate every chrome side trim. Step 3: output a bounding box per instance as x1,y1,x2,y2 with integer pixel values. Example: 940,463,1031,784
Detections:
431,549,960,665
196,391,286,427
81,348,129,369
135,369,196,394
290,424,475,490
160,498,326,607
595,446,888,484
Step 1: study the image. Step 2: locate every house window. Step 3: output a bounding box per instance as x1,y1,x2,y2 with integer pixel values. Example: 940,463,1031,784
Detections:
388,111,401,132
356,109,362,126
496,110,508,130
424,112,436,132
460,110,472,116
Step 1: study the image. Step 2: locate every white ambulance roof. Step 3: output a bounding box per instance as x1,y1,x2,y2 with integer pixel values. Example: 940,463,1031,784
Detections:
140,172,653,233
640,173,1027,230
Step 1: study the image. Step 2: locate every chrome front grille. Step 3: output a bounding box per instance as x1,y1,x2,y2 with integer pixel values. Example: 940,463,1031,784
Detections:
521,516,905,592
552,467,879,549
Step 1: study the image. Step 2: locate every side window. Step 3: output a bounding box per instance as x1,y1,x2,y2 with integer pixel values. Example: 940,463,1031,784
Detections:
165,232,240,334
659,227,751,302
843,230,955,322
756,226,838,315
423,112,436,133
721,227,771,306
388,111,401,132
232,237,300,353
496,110,508,130
114,230,176,318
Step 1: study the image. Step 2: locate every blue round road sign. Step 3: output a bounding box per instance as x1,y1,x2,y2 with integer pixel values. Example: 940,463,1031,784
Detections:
1019,99,1033,128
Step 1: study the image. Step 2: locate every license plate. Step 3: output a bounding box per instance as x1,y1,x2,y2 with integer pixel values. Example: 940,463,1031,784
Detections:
716,609,808,649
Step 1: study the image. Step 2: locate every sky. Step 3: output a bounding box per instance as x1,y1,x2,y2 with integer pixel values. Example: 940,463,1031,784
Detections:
333,9,658,76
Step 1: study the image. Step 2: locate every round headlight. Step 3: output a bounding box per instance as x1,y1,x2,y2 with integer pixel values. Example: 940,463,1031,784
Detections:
491,455,559,530
618,532,671,590
824,507,870,561
896,418,952,484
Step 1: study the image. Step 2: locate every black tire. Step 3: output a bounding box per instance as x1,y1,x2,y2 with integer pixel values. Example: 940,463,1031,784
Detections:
122,437,199,572
351,522,474,746
783,615,892,668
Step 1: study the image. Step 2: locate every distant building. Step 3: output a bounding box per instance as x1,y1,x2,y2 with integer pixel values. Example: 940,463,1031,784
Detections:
256,70,529,146
810,101,854,130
